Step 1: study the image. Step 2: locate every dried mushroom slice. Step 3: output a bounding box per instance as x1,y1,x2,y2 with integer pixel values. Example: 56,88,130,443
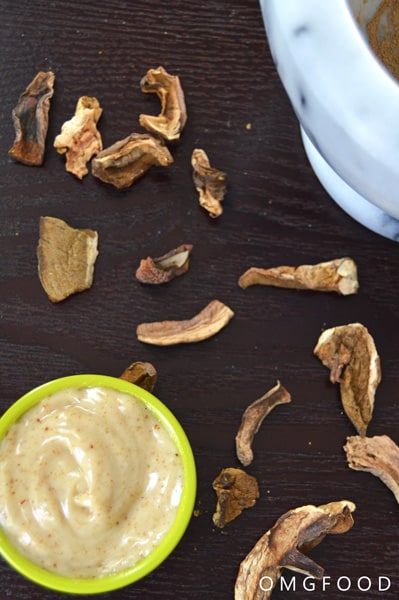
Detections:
37,216,98,303
238,258,359,295
9,71,55,166
139,66,187,141
54,96,103,179
136,244,193,284
344,434,399,503
119,361,157,393
192,148,227,218
236,382,291,467
235,500,356,600
91,133,173,189
136,299,234,345
314,323,381,436
212,468,259,528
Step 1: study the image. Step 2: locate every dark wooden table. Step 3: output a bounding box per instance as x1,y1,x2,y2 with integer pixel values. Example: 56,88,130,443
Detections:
1,1,398,598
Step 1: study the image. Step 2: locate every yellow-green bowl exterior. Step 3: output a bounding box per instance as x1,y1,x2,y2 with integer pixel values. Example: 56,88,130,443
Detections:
0,374,197,594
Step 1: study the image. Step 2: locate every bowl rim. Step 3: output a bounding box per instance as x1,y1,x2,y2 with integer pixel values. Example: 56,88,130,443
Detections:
0,374,197,594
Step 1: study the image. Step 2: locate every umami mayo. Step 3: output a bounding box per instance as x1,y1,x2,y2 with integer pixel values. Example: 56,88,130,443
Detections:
0,386,184,578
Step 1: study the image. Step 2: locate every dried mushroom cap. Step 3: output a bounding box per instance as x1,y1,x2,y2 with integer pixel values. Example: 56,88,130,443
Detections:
9,71,55,166
119,361,157,393
139,66,187,141
236,381,291,467
136,244,193,284
235,500,356,600
344,434,399,503
314,323,381,436
37,216,98,303
136,299,234,345
91,132,173,189
191,148,227,218
238,258,359,295
212,468,259,528
54,96,103,179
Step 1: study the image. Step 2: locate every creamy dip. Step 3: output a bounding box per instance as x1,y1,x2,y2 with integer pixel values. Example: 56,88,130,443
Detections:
0,386,184,578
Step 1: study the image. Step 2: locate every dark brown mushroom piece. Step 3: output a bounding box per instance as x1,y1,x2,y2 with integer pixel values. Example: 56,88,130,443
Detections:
191,148,227,218
136,244,193,284
9,71,55,166
119,361,157,393
91,133,173,189
212,467,259,528
139,66,187,141
235,500,356,600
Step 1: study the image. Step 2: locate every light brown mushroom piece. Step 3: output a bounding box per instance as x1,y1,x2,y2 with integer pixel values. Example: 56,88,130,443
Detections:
139,66,187,141
236,381,291,466
235,500,356,600
54,96,103,179
119,361,157,393
136,299,234,345
212,468,259,528
135,244,193,284
191,148,227,218
314,323,381,436
344,434,399,503
9,71,55,166
91,132,173,189
238,258,359,295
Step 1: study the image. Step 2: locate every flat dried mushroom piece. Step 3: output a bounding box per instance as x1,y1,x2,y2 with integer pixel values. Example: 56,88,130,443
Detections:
91,132,173,189
139,66,187,141
119,361,157,393
235,500,356,600
344,434,399,503
191,148,227,218
37,216,98,303
238,258,359,296
236,381,291,467
136,244,193,284
212,468,259,528
9,71,55,166
54,96,103,179
314,323,381,436
136,299,234,346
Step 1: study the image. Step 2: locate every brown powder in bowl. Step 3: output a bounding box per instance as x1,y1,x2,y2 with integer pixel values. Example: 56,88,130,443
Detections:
367,0,399,81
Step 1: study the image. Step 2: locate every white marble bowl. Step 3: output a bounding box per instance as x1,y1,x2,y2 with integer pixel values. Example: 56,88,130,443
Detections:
260,0,399,240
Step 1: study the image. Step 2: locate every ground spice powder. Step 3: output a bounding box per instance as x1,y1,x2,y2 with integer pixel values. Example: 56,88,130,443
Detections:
367,0,399,81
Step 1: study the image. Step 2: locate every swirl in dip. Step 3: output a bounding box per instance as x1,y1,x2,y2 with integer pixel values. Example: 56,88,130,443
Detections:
0,386,184,578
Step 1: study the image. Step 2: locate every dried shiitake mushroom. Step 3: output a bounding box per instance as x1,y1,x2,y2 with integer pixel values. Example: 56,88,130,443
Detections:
136,244,193,284
235,500,356,600
9,71,55,166
314,323,381,436
191,148,227,218
212,468,259,528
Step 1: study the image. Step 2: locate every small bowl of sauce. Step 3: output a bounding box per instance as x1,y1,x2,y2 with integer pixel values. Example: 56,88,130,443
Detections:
0,374,196,593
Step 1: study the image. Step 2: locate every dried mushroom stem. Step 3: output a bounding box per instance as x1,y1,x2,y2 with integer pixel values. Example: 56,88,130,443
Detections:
235,500,356,600
136,299,234,345
119,361,157,393
314,323,381,436
54,96,103,179
212,468,259,528
136,244,193,284
191,148,227,218
238,258,359,295
344,434,399,503
91,132,173,189
139,66,187,141
236,381,291,466
9,71,55,166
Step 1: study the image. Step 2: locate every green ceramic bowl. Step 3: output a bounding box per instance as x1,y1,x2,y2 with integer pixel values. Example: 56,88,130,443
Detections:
0,374,196,594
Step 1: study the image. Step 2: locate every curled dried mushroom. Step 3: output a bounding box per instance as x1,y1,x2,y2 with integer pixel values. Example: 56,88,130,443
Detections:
54,96,103,179
136,299,234,346
238,258,359,295
139,66,187,141
192,148,227,218
314,323,381,436
135,244,193,284
344,434,399,503
236,381,291,467
212,468,259,528
235,500,356,600
91,132,173,189
9,71,55,166
119,361,157,393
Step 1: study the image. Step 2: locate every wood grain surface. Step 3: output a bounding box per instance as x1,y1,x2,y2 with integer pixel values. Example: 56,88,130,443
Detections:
1,1,398,598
